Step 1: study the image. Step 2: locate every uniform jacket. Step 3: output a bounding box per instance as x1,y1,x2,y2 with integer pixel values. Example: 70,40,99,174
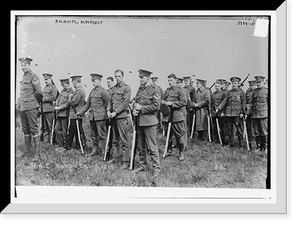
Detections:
162,85,187,123
56,87,73,117
193,86,210,131
247,86,268,118
133,83,159,127
218,87,246,117
184,84,196,102
17,70,43,111
154,84,164,99
69,85,86,119
245,87,254,113
78,85,110,121
211,89,226,117
42,84,58,112
107,81,131,119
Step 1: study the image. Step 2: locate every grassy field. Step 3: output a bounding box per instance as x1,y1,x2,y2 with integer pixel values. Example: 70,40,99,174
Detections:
15,116,267,188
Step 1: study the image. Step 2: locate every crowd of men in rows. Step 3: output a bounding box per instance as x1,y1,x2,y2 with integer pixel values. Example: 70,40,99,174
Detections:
16,57,269,177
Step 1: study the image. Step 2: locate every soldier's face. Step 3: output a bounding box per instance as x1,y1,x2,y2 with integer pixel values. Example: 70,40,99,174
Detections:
176,80,183,88
168,78,176,87
92,78,101,87
232,81,238,88
115,71,124,84
20,62,30,73
139,75,149,86
215,83,221,91
184,80,189,86
256,81,263,88
151,78,157,85
61,82,70,89
107,79,113,88
250,84,256,89
44,78,51,85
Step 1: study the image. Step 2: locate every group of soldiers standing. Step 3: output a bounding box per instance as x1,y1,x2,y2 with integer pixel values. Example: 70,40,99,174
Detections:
16,57,269,178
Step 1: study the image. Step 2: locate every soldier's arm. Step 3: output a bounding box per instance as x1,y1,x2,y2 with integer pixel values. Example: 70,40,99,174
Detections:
70,88,81,107
197,90,210,108
217,92,228,111
140,89,159,114
60,90,73,110
172,89,187,109
31,73,43,95
78,91,92,116
115,85,131,114
246,91,254,115
43,86,58,103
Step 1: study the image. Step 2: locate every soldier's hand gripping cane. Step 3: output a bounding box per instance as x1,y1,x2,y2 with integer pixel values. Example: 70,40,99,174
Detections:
72,105,84,155
129,105,138,170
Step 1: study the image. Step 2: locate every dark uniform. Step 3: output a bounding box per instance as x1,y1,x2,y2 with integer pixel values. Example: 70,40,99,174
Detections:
193,79,210,141
162,74,187,158
133,69,160,175
66,76,86,150
245,81,256,150
247,76,268,152
217,77,246,148
16,58,43,154
211,81,226,143
78,74,110,156
55,79,73,148
150,76,164,130
42,73,58,143
183,76,196,134
107,80,131,166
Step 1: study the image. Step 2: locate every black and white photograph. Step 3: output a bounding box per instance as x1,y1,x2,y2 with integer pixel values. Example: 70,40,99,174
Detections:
6,7,287,214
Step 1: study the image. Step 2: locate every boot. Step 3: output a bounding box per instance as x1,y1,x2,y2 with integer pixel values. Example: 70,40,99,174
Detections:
166,142,173,157
178,143,185,161
255,136,261,152
23,134,31,155
120,161,130,170
260,136,266,151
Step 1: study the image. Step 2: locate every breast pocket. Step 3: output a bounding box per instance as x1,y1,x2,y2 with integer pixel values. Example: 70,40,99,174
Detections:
114,90,124,101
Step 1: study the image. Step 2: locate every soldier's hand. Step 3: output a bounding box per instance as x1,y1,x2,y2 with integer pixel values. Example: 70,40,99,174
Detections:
134,103,142,111
220,113,224,117
111,112,117,118
107,111,111,118
133,109,139,116
240,113,244,118
166,101,172,106
245,114,248,120
194,103,199,108
215,108,219,114
75,113,81,118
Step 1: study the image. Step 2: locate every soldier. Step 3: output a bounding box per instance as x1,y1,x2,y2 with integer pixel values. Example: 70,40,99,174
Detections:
77,74,110,156
41,73,58,143
216,77,246,148
192,79,210,142
162,73,187,161
183,76,196,135
106,76,115,92
16,57,43,155
211,79,226,143
223,81,231,93
54,78,73,149
105,76,115,156
131,69,160,176
245,80,257,150
150,75,164,130
65,75,86,151
106,69,131,170
246,76,268,154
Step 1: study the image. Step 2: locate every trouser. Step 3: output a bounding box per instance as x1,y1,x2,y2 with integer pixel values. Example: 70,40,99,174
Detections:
163,120,186,152
54,117,68,147
42,112,54,143
90,120,106,153
111,117,130,162
252,117,268,150
227,116,244,147
246,114,256,149
137,125,160,171
66,118,86,150
186,109,194,134
20,108,39,137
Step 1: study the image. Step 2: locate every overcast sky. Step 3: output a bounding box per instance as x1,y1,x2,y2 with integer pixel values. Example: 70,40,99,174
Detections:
15,15,268,98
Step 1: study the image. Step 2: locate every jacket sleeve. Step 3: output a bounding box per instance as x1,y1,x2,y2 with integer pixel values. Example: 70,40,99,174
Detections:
43,86,58,103
31,73,43,96
78,91,92,116
171,89,187,109
115,85,131,115
60,90,73,110
140,89,159,115
70,88,81,107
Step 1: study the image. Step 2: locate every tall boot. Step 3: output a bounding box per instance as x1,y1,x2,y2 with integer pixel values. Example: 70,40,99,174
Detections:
260,136,266,151
32,134,41,159
178,143,185,161
23,134,31,155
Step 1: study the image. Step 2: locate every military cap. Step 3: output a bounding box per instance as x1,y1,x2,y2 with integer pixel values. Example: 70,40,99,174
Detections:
230,77,241,82
18,57,33,64
138,69,153,77
90,73,103,80
254,75,266,82
70,75,82,80
59,78,70,83
217,79,226,84
225,81,231,85
182,76,191,80
167,73,177,79
196,78,206,84
150,75,158,79
42,73,53,79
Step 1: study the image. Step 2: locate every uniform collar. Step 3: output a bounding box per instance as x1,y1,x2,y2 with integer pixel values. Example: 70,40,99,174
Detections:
116,81,125,87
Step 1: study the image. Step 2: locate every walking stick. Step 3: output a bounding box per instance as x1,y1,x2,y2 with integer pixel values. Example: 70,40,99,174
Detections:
190,110,196,139
129,107,138,170
104,119,111,161
243,117,250,151
216,117,223,146
207,115,212,142
75,117,84,154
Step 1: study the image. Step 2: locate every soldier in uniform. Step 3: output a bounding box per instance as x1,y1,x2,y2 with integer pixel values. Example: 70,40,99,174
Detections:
106,69,132,170
77,74,110,156
210,79,226,143
162,73,187,161
245,80,257,150
216,77,246,148
54,78,73,149
16,57,43,155
192,79,210,142
150,75,164,130
106,76,115,92
223,81,231,93
106,76,115,156
246,76,268,153
65,75,86,151
183,76,196,135
41,73,58,143
131,69,161,176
